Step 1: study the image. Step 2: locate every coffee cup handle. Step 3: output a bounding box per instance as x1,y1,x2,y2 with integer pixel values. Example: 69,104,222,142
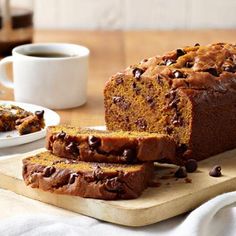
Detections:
0,56,14,89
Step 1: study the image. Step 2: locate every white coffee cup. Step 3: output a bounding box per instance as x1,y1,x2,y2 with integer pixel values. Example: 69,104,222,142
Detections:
0,43,89,109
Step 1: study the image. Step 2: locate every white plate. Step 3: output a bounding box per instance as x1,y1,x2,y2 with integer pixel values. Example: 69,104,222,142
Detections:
0,101,60,148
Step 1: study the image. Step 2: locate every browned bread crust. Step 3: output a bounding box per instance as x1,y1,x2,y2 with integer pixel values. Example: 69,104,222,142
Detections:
104,43,236,162
46,125,176,164
22,151,154,200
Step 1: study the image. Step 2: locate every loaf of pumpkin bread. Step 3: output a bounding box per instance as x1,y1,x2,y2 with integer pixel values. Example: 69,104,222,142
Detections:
22,151,154,200
46,125,176,164
104,43,236,162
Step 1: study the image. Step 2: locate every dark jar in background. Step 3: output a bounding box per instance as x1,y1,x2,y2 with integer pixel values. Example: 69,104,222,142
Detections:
0,0,33,57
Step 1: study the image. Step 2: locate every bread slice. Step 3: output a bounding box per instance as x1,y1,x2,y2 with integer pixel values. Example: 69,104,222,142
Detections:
46,125,176,164
22,151,154,200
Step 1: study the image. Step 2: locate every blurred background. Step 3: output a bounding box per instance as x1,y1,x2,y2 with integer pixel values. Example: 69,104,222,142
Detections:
32,0,236,29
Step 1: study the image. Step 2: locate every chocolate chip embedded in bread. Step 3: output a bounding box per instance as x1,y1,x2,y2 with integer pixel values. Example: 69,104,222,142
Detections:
173,70,187,78
135,118,147,130
209,165,222,177
176,49,185,58
223,65,236,72
43,166,56,177
204,68,218,76
185,159,198,173
115,76,124,85
35,110,44,119
165,59,176,66
132,68,144,80
174,167,187,178
104,177,124,193
194,43,200,46
66,142,80,155
56,131,66,139
88,136,101,149
156,74,164,86
185,61,193,68
122,149,136,163
68,173,79,184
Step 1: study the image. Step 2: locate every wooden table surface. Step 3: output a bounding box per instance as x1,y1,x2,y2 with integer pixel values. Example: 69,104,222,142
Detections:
1,29,236,127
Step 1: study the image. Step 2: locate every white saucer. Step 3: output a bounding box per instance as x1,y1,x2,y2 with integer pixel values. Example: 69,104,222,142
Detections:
0,101,60,148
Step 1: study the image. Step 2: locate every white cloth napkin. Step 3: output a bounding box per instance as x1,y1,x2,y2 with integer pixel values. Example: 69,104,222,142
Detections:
1,141,236,236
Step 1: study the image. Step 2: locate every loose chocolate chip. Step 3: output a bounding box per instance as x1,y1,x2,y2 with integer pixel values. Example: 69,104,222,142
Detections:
176,49,185,58
35,110,44,119
195,43,200,46
115,76,124,85
204,68,218,76
56,131,66,139
132,68,144,80
185,159,198,173
165,59,176,66
66,142,80,155
68,173,78,184
123,149,136,163
223,65,236,73
185,61,193,68
43,166,56,177
209,165,222,177
175,167,187,178
88,136,101,149
173,70,186,78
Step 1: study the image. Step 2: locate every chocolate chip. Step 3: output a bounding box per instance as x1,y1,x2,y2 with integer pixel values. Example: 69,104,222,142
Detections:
204,68,218,76
142,58,148,62
93,166,104,180
185,61,193,68
185,159,198,173
122,149,136,163
173,70,186,78
146,96,155,108
132,68,144,80
15,119,22,126
165,126,173,135
35,110,44,119
223,65,236,73
156,74,164,86
195,43,200,46
209,165,222,177
135,118,147,130
68,173,78,184
112,96,130,110
66,142,80,155
174,167,187,178
104,178,124,193
113,96,122,103
88,136,101,149
165,59,176,66
56,131,66,139
115,76,123,85
176,144,188,154
176,49,185,58
43,166,56,177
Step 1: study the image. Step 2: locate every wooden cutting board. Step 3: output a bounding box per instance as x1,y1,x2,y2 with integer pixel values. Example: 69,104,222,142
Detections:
0,148,236,227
